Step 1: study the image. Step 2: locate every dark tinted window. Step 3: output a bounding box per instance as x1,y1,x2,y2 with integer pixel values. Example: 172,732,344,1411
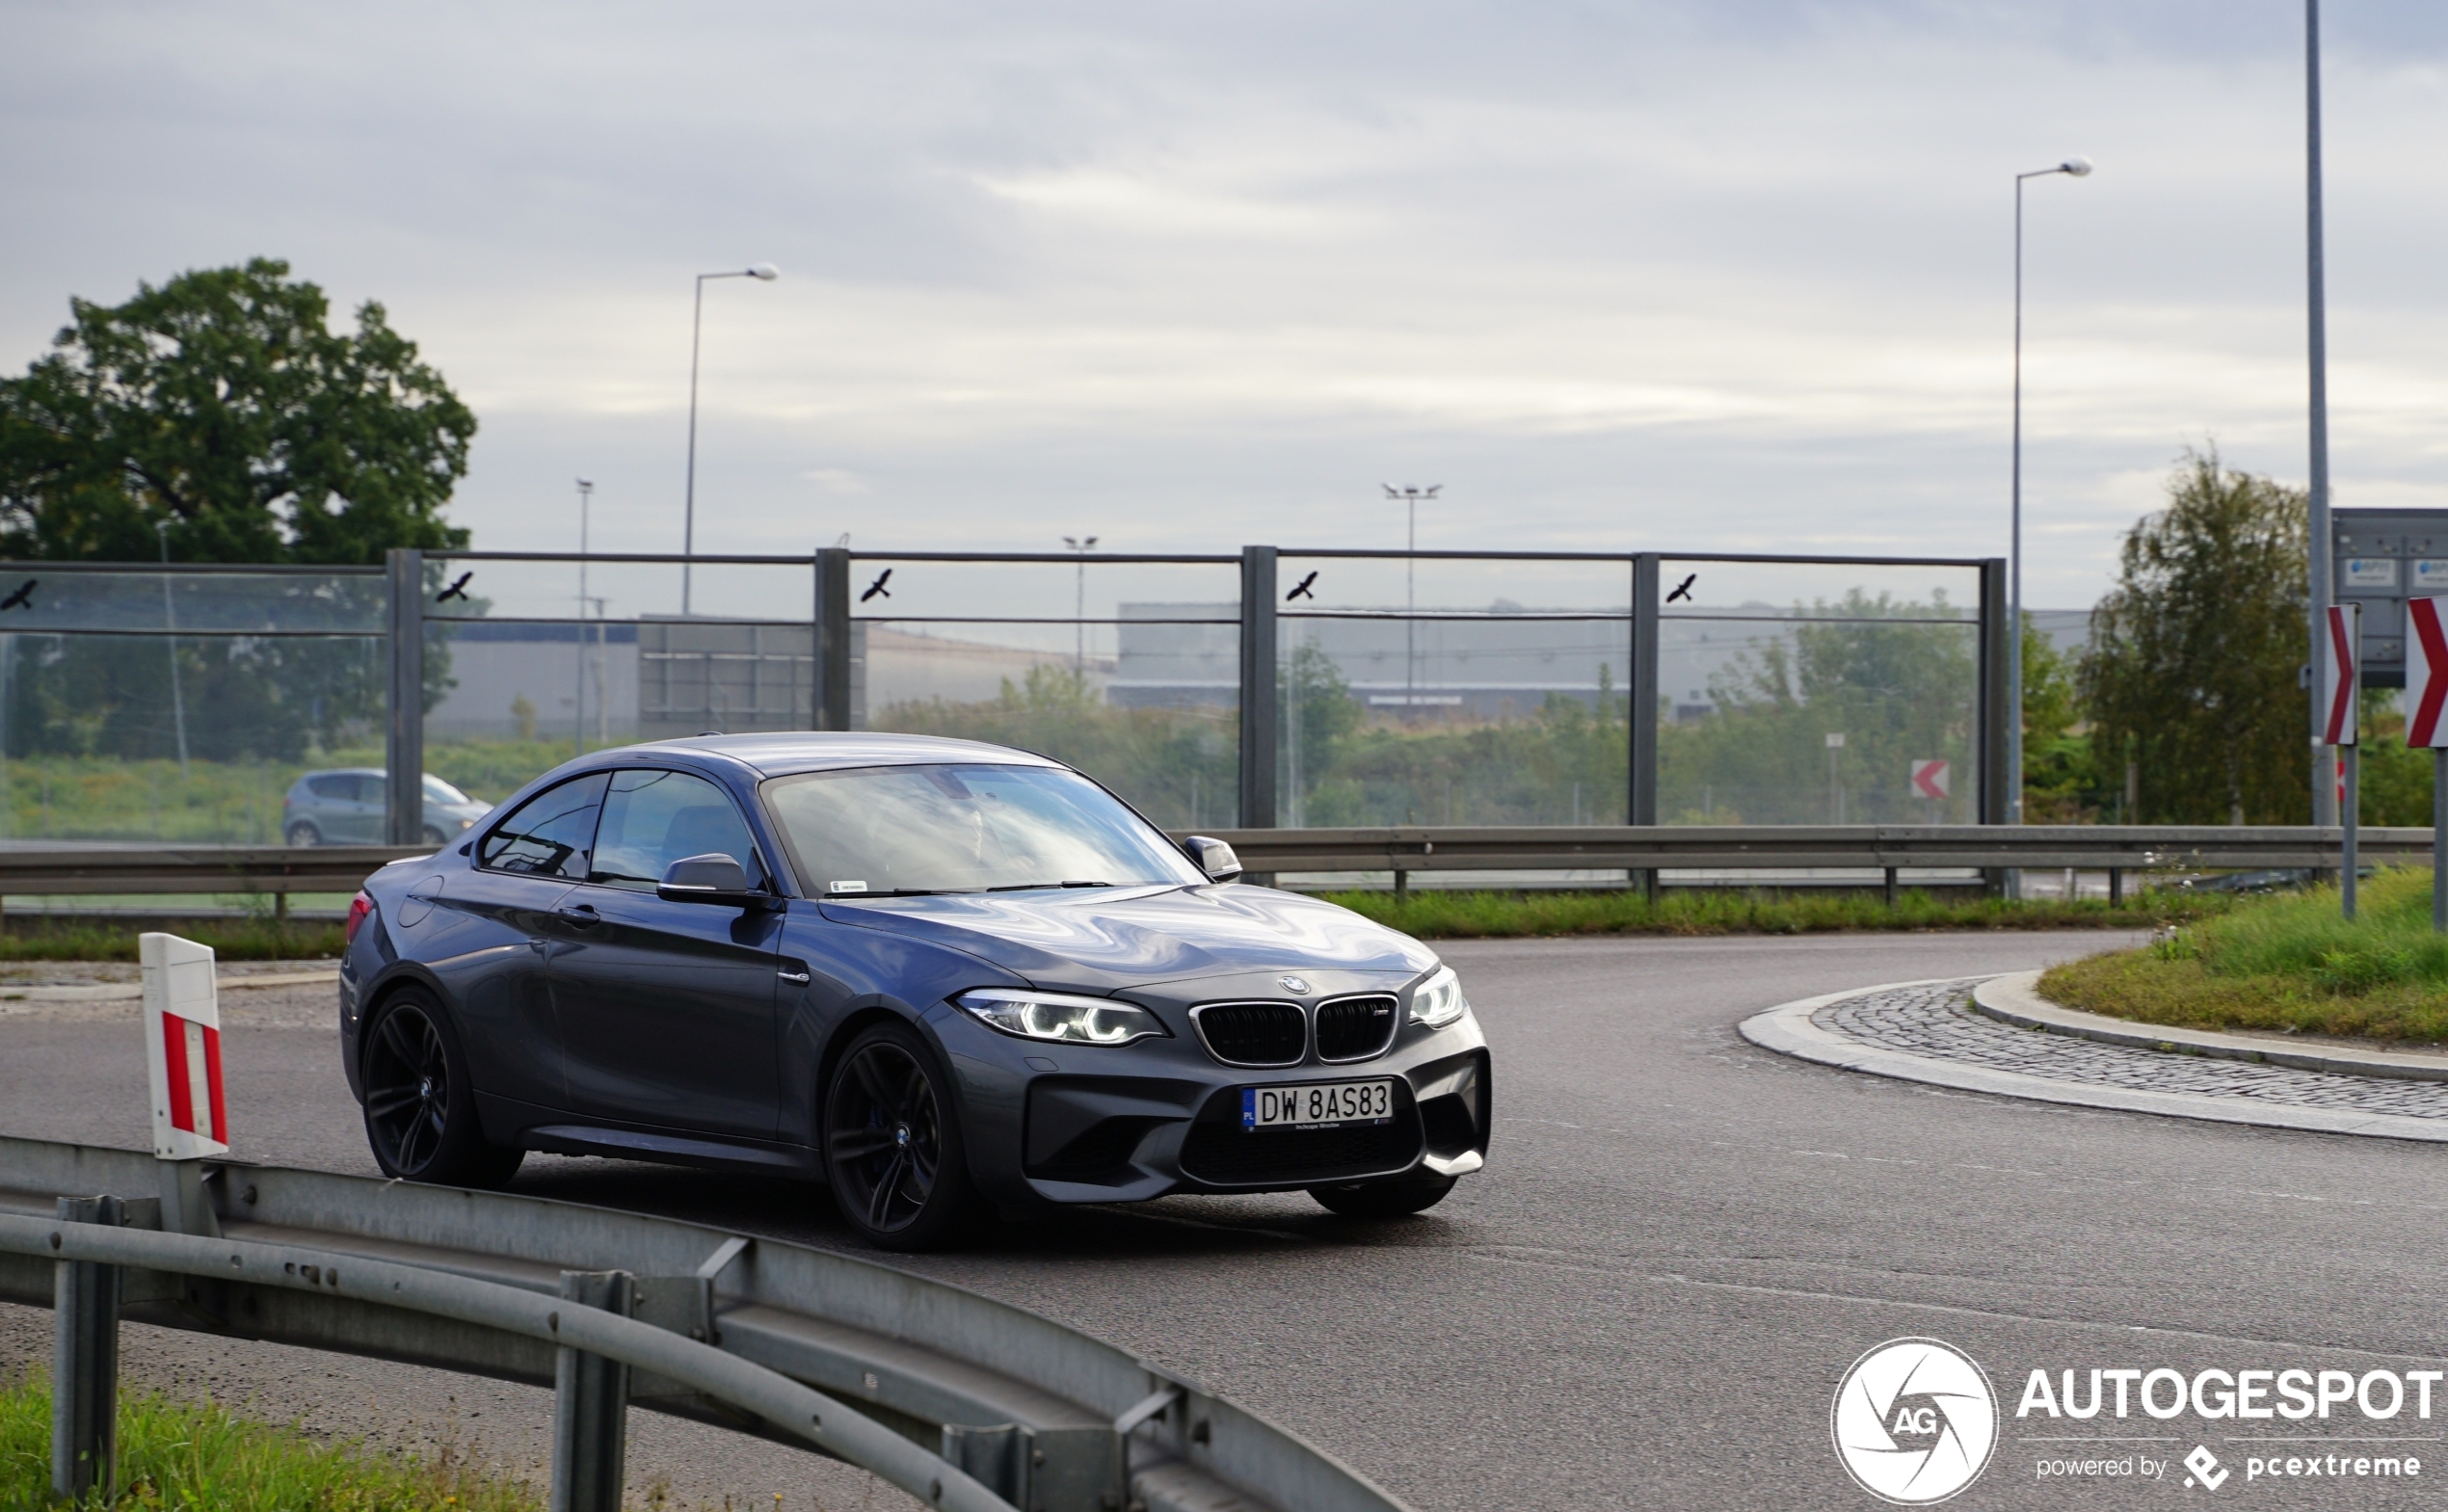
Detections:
588,769,759,890
306,775,354,801
479,774,610,879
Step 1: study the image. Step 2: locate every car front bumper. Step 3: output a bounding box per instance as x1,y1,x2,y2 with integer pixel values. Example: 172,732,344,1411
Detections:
926,972,1492,1209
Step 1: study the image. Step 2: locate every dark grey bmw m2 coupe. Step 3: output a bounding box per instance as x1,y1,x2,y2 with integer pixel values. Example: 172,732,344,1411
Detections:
339,734,1491,1249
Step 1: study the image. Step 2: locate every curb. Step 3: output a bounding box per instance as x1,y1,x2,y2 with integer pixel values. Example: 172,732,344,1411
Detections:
1737,976,2448,1145
0,969,337,1003
1970,971,2448,1083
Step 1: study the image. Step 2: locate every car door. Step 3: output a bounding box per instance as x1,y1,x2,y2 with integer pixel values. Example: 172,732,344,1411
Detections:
419,772,611,1114
344,773,385,842
546,767,784,1141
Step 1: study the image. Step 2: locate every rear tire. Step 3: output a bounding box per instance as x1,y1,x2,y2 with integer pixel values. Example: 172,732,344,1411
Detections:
284,821,321,847
822,1021,981,1252
1309,1170,1457,1218
360,989,523,1189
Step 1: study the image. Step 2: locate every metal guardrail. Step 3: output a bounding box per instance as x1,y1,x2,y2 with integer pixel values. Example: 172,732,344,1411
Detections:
0,1136,1409,1512
1179,825,2440,876
0,844,430,896
0,826,2428,903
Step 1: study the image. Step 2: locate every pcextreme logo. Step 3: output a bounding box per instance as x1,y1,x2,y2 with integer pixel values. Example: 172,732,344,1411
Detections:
1832,1338,2001,1505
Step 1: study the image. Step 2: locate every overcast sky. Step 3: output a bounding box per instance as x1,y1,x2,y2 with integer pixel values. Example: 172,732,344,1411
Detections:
9,1,2448,610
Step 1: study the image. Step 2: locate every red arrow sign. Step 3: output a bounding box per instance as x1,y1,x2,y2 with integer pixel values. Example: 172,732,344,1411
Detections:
2409,597,2448,748
1910,759,1950,800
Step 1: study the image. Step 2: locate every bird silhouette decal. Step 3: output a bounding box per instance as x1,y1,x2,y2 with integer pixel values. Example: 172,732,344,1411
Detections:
1666,572,1696,604
436,571,473,603
0,579,36,611
1286,570,1318,602
860,569,892,602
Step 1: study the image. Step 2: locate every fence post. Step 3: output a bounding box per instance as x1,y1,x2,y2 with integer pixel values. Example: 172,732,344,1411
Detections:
550,1268,635,1512
1238,546,1279,839
52,1194,123,1502
385,548,426,845
1630,554,1661,896
813,548,852,731
1977,557,2010,894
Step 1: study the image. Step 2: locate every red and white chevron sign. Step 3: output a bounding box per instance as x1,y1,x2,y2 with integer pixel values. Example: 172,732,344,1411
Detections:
2319,603,2359,748
1910,759,1951,800
2410,598,2448,748
142,932,227,1158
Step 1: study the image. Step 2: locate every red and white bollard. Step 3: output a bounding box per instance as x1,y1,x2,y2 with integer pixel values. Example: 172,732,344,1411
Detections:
142,932,227,1158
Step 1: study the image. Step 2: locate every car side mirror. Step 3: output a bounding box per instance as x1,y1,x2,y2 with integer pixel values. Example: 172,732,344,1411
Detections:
657,852,760,906
1183,836,1242,883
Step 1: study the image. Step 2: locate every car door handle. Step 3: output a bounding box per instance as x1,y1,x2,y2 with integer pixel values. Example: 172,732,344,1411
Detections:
558,904,600,927
778,969,811,984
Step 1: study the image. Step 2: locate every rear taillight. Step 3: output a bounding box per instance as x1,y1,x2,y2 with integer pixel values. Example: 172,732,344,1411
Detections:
345,892,373,944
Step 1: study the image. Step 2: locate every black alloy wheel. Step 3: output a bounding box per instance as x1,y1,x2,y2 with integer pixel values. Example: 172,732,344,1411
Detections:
360,991,523,1188
1309,1169,1458,1218
824,1021,979,1251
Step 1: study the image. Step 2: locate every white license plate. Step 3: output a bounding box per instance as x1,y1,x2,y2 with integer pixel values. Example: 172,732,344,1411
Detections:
1241,1079,1395,1131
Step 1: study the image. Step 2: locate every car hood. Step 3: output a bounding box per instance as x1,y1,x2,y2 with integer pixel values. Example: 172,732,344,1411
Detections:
815,884,1437,989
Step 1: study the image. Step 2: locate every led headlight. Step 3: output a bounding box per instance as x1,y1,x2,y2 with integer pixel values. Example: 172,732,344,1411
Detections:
954,988,1170,1047
1409,964,1470,1028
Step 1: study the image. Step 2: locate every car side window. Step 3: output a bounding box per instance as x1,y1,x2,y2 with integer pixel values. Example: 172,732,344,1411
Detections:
308,775,352,801
587,769,761,891
479,774,611,879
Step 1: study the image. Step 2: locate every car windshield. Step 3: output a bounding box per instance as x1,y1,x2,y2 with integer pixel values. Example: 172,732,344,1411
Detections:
761,763,1203,896
422,775,471,806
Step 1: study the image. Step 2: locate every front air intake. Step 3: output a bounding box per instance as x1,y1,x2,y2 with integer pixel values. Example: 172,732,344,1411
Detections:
1314,995,1398,1062
1191,1002,1306,1067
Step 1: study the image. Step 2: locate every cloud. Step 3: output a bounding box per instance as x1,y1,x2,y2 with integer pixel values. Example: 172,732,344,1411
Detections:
4,1,2447,606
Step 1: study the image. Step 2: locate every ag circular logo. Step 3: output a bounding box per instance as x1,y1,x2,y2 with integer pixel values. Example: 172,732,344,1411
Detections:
1831,1338,1998,1504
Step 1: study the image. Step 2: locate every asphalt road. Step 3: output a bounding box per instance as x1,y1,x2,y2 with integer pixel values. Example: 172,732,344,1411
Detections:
10,929,2448,1511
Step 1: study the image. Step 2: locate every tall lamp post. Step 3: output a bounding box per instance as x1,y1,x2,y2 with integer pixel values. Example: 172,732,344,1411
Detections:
155,519,189,782
1062,535,1098,676
1382,485,1440,718
682,263,780,616
573,478,593,757
2009,157,2091,835
2305,0,2336,829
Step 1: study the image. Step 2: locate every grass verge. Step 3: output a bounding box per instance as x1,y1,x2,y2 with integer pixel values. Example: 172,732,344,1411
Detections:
2040,866,2448,1044
1317,887,2217,940
0,1376,540,1510
0,917,344,961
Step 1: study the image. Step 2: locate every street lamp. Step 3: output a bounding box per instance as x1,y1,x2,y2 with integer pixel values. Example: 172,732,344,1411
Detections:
682,262,780,616
1382,486,1440,718
573,478,593,756
2009,159,2090,832
1062,535,1098,676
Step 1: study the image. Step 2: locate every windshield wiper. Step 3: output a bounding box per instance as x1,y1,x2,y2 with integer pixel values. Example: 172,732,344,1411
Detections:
827,888,975,898
983,880,1116,891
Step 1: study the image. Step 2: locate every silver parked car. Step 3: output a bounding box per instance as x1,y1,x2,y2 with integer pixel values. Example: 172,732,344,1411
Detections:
283,769,489,846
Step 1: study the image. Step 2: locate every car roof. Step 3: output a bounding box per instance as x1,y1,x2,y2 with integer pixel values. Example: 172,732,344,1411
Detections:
617,731,1066,779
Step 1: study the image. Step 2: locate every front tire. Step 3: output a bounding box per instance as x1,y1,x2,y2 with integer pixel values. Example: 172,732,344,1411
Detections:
1310,1169,1457,1218
823,1021,980,1251
360,990,523,1189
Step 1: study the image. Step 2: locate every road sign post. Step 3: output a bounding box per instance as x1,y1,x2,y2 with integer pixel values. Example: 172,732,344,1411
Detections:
2319,603,2360,918
2408,597,2448,931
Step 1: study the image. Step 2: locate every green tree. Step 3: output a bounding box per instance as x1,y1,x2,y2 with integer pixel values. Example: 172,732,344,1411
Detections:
2021,616,2101,822
2081,451,2307,825
0,257,473,564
